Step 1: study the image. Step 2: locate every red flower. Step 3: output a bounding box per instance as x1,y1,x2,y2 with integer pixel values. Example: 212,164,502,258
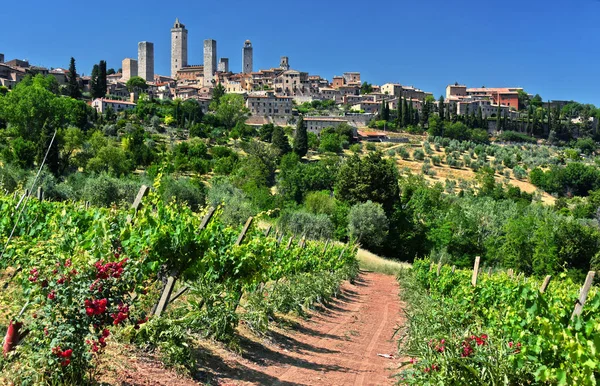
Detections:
64,259,72,267
102,329,110,338
61,349,73,358
57,276,65,285
47,291,56,300
61,359,70,367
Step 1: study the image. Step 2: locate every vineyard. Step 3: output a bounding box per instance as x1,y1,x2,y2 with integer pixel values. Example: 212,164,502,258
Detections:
0,179,358,385
397,260,600,385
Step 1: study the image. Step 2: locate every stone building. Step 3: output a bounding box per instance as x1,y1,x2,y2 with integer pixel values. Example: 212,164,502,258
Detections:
138,41,154,82
343,72,360,84
122,58,138,82
304,117,352,136
218,58,229,73
242,40,253,74
273,70,310,96
246,91,293,117
0,54,4,64
171,18,188,79
203,39,217,86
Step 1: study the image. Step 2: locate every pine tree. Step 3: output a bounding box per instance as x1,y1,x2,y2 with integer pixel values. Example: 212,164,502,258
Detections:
272,125,291,156
438,96,445,120
90,64,100,98
293,116,308,158
67,57,81,99
98,60,107,97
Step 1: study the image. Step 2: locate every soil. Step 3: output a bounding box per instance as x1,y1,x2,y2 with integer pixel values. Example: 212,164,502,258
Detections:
103,272,405,386
200,271,404,386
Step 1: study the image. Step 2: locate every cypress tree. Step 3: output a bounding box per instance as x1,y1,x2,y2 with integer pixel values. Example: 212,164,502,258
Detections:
272,125,291,156
445,102,451,121
402,98,408,127
98,60,107,97
477,106,483,127
438,96,445,120
414,109,419,126
293,116,308,158
407,100,414,126
420,99,430,127
396,96,403,128
90,64,100,98
67,57,81,99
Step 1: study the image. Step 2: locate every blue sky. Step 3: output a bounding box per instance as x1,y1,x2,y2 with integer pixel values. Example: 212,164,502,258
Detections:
1,0,599,104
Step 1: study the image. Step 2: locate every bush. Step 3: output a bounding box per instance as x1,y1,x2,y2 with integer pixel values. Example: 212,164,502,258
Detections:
498,131,537,144
161,176,206,211
365,143,377,152
278,210,334,240
347,201,389,250
413,149,425,161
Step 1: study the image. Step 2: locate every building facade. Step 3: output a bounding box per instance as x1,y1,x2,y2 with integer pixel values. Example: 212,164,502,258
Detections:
91,98,136,113
171,18,188,79
242,40,253,74
203,39,217,86
138,41,154,82
304,117,351,136
246,92,293,117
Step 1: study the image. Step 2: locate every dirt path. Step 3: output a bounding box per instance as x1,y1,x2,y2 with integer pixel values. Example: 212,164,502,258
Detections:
204,271,404,386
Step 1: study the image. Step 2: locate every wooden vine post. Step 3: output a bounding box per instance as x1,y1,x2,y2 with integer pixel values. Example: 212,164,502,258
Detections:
277,232,284,244
322,239,329,254
436,260,442,276
471,256,481,287
154,207,217,317
571,271,596,320
15,190,28,211
126,185,149,224
286,236,294,249
36,187,43,201
264,225,272,237
451,265,456,274
540,275,552,293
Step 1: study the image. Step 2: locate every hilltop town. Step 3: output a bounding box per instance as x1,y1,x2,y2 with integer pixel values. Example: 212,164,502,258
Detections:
2,18,593,141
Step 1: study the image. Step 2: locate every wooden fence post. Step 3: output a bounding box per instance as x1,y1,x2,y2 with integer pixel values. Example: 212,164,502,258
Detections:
451,265,456,273
277,232,284,244
199,207,216,230
85,201,90,210
430,262,434,272
436,260,442,276
487,267,492,276
471,256,481,287
508,269,514,278
571,271,596,319
338,245,348,260
264,225,272,238
298,236,306,249
539,275,552,293
286,236,294,249
36,187,43,201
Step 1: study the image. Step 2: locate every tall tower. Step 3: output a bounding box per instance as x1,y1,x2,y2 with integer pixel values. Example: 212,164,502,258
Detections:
122,58,138,81
218,58,229,73
171,18,188,79
242,40,253,74
280,56,289,71
138,41,154,82
203,39,217,86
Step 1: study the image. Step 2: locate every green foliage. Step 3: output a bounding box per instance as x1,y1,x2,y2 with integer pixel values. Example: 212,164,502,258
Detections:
319,132,343,153
347,201,388,250
335,152,399,213
499,131,537,144
399,261,600,385
293,117,308,157
126,76,148,93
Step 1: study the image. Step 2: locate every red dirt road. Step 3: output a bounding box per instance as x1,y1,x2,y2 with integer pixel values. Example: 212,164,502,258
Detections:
209,271,405,386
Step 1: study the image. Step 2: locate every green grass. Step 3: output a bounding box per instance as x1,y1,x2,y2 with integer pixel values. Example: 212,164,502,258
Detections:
357,249,411,276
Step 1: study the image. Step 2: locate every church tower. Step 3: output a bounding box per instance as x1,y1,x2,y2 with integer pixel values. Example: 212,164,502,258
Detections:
171,18,188,79
242,40,253,74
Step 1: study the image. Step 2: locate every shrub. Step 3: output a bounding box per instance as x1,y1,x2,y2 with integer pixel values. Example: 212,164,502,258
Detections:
413,149,425,161
347,201,389,250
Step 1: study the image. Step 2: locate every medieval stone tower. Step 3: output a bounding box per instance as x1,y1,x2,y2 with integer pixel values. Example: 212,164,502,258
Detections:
280,56,289,71
171,18,188,79
242,40,253,74
138,41,154,82
203,39,217,86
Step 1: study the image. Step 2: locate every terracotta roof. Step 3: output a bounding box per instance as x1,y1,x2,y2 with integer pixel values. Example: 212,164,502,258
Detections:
358,130,386,137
